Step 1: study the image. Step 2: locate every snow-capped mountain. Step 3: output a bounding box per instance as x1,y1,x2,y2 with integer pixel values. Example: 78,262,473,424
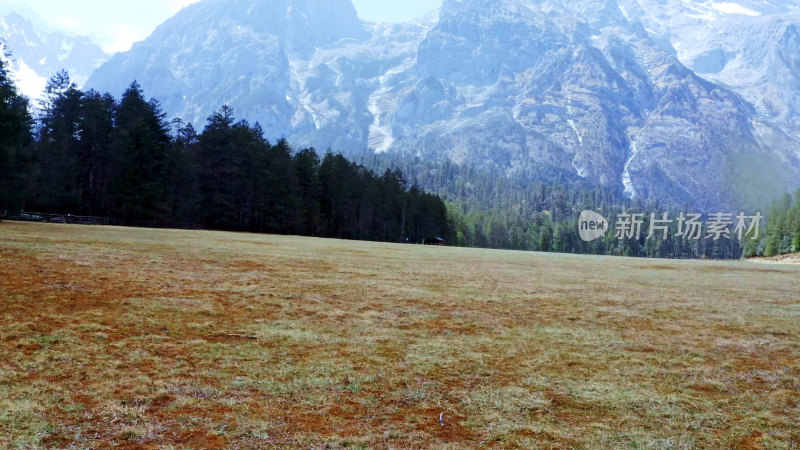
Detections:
616,0,800,136
86,0,800,210
0,12,108,100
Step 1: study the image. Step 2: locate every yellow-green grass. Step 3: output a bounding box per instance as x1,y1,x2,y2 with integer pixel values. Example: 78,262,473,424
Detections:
1,221,798,448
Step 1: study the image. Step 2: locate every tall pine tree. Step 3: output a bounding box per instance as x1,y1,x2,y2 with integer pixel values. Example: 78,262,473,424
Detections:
111,82,170,224
0,41,33,212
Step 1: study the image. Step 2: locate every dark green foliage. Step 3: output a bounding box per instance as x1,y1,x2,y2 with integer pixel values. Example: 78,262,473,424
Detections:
164,120,201,226
7,71,449,243
293,148,322,236
78,91,116,216
34,72,83,212
34,72,117,217
110,82,171,224
759,189,800,257
195,105,259,230
356,150,765,259
315,152,447,242
0,41,34,212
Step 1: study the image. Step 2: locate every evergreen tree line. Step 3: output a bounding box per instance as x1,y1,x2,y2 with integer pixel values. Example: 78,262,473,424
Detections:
752,190,800,258
0,63,449,243
0,43,34,210
2,44,793,259
357,150,767,259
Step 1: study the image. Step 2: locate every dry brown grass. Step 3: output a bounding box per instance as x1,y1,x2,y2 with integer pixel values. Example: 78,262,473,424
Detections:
1,221,799,448
751,254,800,265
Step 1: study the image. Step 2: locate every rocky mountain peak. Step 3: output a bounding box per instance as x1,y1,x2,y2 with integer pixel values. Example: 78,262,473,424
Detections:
83,0,800,211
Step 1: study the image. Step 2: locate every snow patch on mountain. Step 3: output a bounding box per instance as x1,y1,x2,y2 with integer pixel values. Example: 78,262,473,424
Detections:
367,60,413,153
12,59,46,97
711,2,761,16
0,12,109,100
622,140,641,199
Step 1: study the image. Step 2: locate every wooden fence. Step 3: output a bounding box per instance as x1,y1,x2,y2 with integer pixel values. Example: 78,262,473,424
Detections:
5,211,109,226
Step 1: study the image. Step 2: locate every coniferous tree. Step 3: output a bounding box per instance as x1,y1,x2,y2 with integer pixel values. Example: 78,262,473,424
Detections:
0,42,33,212
258,137,299,233
319,151,355,239
6,75,452,244
166,120,201,226
77,90,115,216
111,82,171,224
196,105,240,230
376,169,406,242
35,71,83,212
294,148,322,236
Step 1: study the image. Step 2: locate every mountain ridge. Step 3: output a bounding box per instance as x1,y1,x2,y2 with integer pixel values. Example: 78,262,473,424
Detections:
78,0,800,210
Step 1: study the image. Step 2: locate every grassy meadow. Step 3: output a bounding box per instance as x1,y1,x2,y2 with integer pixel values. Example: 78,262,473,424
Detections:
1,221,799,448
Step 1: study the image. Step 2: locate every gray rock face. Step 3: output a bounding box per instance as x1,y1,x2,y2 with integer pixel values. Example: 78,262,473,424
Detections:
85,0,800,211
0,12,108,99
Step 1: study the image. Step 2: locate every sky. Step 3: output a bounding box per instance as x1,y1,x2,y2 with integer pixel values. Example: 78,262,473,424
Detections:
0,0,442,54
